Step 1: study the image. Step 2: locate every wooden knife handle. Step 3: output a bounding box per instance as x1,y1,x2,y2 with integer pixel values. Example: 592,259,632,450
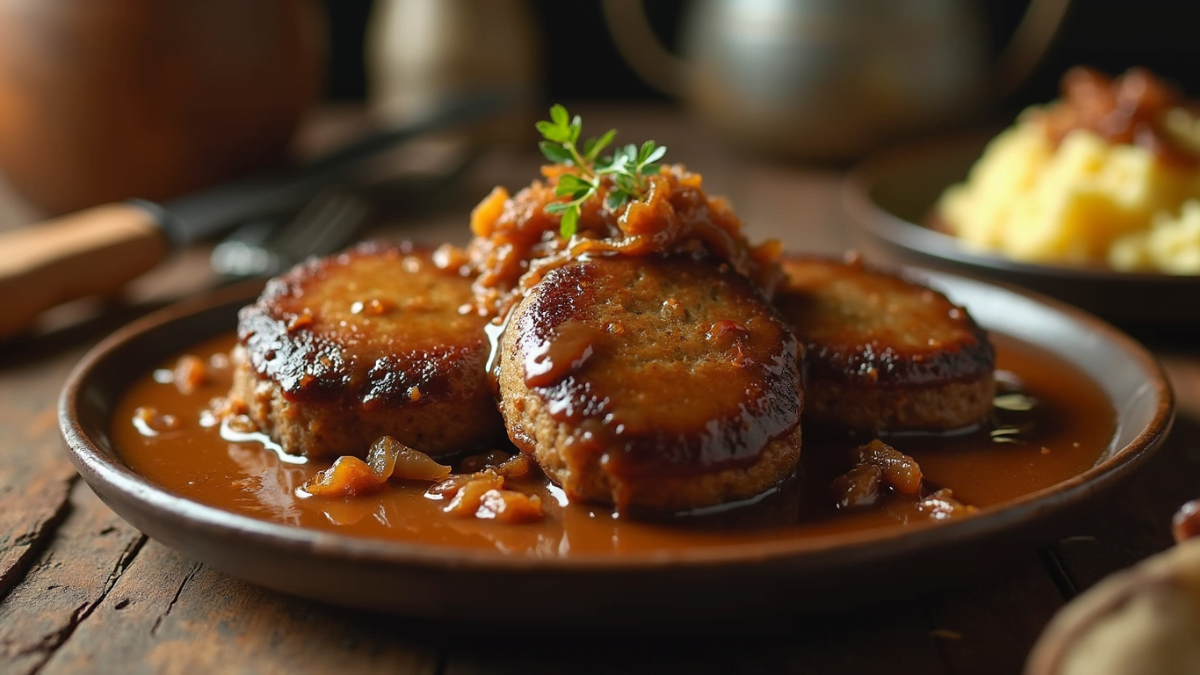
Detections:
0,203,167,339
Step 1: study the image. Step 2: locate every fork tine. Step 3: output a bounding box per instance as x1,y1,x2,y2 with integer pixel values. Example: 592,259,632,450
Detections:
304,192,371,258
212,187,374,280
270,189,344,258
270,188,372,268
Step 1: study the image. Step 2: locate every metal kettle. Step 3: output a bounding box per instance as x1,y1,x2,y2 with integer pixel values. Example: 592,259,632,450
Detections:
365,0,539,144
603,0,1069,161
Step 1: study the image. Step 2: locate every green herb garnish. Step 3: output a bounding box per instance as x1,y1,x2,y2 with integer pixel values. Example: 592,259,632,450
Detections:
536,104,667,238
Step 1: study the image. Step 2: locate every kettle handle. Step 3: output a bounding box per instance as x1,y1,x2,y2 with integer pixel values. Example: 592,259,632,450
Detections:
602,0,1071,103
992,0,1071,101
601,0,688,98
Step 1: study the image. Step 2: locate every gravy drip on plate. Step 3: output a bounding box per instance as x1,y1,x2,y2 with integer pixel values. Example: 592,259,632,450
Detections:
112,332,1113,557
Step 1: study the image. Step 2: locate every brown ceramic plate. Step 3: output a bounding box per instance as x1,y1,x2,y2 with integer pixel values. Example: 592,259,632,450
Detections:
843,131,1200,331
59,274,1173,620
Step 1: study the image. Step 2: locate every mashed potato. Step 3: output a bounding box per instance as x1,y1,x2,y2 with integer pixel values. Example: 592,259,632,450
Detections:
937,68,1200,274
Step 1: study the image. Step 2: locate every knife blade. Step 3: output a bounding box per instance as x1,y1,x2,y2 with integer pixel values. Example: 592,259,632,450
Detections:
0,91,508,340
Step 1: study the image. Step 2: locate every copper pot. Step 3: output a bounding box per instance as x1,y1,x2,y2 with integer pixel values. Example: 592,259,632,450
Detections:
0,0,324,215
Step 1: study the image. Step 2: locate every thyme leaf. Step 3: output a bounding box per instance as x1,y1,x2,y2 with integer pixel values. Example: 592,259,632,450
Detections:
536,105,667,238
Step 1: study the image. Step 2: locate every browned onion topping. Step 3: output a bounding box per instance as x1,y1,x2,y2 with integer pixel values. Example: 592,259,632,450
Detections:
459,164,783,320
1030,66,1198,167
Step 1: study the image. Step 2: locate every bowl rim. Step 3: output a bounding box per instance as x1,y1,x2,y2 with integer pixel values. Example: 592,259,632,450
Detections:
840,130,1200,287
58,274,1175,574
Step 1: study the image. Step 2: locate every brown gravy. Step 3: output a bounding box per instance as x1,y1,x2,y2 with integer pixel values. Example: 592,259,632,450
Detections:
112,332,1113,557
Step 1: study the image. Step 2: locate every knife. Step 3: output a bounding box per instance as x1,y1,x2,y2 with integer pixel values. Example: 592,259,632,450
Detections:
0,91,507,340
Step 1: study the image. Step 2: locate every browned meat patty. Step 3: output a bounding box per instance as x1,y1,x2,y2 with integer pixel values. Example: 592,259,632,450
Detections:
231,241,504,459
774,256,995,433
497,255,803,514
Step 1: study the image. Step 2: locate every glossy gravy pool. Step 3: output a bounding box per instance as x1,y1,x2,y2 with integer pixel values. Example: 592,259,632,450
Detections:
112,332,1113,557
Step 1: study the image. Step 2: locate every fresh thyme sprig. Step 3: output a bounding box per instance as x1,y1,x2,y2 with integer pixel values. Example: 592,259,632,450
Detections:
536,104,667,238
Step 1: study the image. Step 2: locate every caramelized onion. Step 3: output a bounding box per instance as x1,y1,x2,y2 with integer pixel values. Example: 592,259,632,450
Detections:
302,456,382,498
475,489,544,523
494,453,531,479
132,406,180,435
459,450,512,474
381,438,452,482
430,456,542,522
458,451,532,479
917,489,976,520
443,473,505,516
428,468,501,499
831,439,940,512
852,439,923,496
830,465,882,509
464,165,783,319
173,355,208,395
302,436,450,498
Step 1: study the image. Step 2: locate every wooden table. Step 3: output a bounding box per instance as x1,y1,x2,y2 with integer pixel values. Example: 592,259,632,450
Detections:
2,106,1198,674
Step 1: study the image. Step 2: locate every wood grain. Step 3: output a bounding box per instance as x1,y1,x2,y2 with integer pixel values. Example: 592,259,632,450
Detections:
0,482,145,675
1052,418,1200,593
923,552,1067,675
0,466,75,602
442,608,953,675
0,336,92,606
40,541,441,675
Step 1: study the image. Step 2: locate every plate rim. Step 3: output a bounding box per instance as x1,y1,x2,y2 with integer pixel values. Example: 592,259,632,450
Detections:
58,272,1175,574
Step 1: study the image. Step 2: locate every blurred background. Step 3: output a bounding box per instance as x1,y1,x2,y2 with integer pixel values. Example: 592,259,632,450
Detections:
3,0,1199,222
326,0,1200,112
2,0,1200,334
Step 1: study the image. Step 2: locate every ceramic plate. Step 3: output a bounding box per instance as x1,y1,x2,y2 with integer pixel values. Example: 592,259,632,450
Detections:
59,275,1173,620
843,131,1200,331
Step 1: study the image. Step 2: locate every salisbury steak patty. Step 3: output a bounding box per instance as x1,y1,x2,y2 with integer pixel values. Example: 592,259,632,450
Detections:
231,241,504,459
498,255,803,514
774,256,995,433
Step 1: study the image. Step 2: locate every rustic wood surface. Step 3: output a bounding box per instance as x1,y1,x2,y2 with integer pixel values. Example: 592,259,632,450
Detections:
0,105,1197,675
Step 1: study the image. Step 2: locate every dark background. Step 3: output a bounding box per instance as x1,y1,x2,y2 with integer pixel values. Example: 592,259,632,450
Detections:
321,0,1200,115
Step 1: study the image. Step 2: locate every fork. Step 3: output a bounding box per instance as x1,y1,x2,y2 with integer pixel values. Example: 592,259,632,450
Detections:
210,187,373,280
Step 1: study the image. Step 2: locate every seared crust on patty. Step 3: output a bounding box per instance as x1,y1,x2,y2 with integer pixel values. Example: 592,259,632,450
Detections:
231,241,504,459
498,255,803,513
774,256,995,432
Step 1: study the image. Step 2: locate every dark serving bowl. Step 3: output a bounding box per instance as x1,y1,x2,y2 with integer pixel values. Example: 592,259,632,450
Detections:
59,274,1173,620
843,131,1200,331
